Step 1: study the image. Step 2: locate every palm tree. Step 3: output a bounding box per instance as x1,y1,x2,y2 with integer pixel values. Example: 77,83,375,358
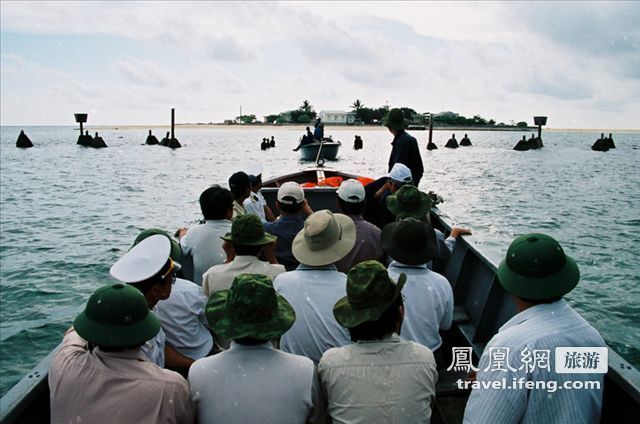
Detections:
351,99,364,112
300,100,312,114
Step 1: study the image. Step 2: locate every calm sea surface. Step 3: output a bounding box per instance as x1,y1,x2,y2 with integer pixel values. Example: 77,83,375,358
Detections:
1,125,639,396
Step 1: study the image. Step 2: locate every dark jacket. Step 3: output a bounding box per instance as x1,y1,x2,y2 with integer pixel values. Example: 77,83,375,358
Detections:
388,130,424,186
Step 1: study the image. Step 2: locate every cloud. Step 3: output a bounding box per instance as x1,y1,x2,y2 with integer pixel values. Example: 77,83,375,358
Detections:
116,59,172,87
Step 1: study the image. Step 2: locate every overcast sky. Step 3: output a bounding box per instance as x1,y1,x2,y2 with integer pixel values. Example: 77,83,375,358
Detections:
1,1,638,129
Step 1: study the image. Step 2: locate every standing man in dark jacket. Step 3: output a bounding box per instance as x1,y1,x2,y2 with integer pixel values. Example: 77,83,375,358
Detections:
384,108,424,187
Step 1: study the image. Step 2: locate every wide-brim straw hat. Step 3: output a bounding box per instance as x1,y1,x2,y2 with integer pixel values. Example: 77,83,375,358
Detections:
497,233,579,300
74,283,160,347
206,274,295,340
381,218,437,265
333,260,406,328
292,210,356,266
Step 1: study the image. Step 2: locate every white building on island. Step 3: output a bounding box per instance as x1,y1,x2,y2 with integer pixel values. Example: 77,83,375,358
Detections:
319,110,356,125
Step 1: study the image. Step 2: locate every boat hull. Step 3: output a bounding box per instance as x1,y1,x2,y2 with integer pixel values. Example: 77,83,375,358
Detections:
299,142,341,161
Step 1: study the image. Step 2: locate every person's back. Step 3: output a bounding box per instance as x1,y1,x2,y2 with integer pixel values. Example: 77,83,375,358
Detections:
189,342,322,423
463,234,606,424
274,210,356,363
50,283,194,424
318,261,437,423
179,185,233,285
190,274,325,424
51,330,193,424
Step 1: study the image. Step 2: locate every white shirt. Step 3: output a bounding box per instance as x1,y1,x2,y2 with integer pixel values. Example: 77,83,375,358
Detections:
318,334,438,424
202,255,285,298
180,220,231,286
243,191,267,222
273,264,351,363
141,327,166,368
463,300,606,424
189,341,325,424
388,261,453,350
154,278,213,360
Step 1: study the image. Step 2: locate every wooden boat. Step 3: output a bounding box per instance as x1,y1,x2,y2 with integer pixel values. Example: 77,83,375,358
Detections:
2,166,639,423
298,139,341,161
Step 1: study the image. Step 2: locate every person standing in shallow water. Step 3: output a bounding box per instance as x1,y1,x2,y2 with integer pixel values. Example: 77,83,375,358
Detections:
384,108,424,187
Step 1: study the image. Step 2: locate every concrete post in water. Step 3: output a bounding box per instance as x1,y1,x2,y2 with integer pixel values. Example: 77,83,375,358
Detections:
604,133,615,149
16,130,34,148
445,133,459,148
533,116,546,148
514,135,530,151
591,133,609,152
167,108,181,148
90,132,107,148
460,133,472,146
74,113,92,146
146,130,159,145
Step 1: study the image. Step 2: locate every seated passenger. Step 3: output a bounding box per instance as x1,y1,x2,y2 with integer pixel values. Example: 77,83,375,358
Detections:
189,274,325,424
294,127,316,151
50,282,195,423
334,179,386,273
318,260,437,423
134,230,213,372
243,173,276,223
274,210,356,363
110,234,195,371
363,163,413,229
386,184,472,266
264,182,313,271
202,214,285,350
177,185,233,286
381,218,453,354
464,234,606,423
228,171,251,221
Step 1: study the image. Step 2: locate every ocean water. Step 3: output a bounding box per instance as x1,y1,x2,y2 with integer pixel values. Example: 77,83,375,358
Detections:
0,125,638,396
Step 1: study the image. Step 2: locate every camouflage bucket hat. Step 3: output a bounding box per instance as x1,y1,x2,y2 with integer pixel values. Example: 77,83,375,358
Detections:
497,233,579,300
382,108,410,131
386,185,433,219
222,213,277,246
206,274,295,340
333,260,406,328
74,283,160,347
133,228,182,271
381,218,437,265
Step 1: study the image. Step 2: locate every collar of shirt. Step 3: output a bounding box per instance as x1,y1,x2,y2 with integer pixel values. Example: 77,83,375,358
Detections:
296,263,338,271
389,261,427,270
277,214,305,223
498,299,568,333
95,347,149,362
230,255,264,266
229,341,274,351
356,333,401,345
346,214,364,222
204,219,231,227
249,192,259,203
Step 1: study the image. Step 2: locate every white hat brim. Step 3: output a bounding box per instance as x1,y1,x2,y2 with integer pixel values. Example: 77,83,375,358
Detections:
110,234,171,283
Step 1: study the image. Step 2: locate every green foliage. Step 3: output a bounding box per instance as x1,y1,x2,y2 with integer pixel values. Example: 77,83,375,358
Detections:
236,114,256,124
297,114,311,123
264,114,283,124
516,121,528,127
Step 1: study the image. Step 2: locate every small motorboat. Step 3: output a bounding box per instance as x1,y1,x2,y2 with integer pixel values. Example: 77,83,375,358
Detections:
298,139,341,161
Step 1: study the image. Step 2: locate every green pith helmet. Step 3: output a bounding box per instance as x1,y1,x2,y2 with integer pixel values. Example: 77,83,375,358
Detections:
206,274,295,340
74,283,160,347
133,228,182,265
382,108,410,131
333,260,406,328
381,218,437,265
386,184,432,219
497,233,580,300
221,214,276,246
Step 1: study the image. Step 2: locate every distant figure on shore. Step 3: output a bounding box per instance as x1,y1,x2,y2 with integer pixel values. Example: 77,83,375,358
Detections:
514,135,530,151
270,136,276,148
261,138,269,150
445,133,458,148
427,140,437,150
16,130,33,148
604,133,615,149
353,135,363,150
146,130,159,145
460,134,472,146
591,133,610,152
77,130,93,146
293,128,315,151
90,132,107,148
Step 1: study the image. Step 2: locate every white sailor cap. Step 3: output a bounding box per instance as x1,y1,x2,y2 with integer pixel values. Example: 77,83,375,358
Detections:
110,234,173,283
